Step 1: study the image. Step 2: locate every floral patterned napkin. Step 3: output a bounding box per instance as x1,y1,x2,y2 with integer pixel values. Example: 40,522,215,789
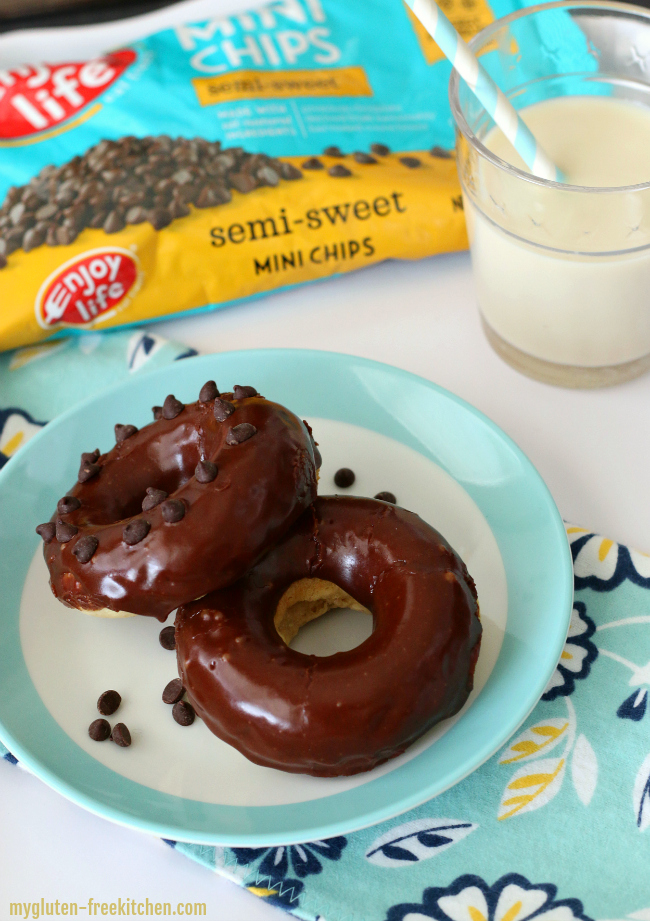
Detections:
3,332,650,921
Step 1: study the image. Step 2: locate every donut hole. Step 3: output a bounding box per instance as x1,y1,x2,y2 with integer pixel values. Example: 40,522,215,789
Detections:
275,578,373,657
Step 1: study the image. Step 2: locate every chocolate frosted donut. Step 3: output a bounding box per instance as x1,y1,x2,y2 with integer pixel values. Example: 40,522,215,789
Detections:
39,385,319,620
175,496,481,776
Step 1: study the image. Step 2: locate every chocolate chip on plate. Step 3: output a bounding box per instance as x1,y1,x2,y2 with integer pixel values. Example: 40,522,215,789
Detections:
399,156,422,168
375,491,397,504
213,398,235,422
162,678,185,705
334,467,355,488
233,385,257,400
88,718,111,742
159,626,176,650
370,143,390,156
115,423,138,443
161,498,185,523
195,460,218,483
323,145,344,157
123,519,150,545
56,518,78,542
353,152,377,164
172,700,195,726
57,495,81,515
97,689,121,715
142,487,168,511
72,535,98,563
302,157,324,171
162,394,184,420
199,380,219,402
226,423,257,445
430,146,453,159
111,723,132,747
36,522,56,543
328,164,352,178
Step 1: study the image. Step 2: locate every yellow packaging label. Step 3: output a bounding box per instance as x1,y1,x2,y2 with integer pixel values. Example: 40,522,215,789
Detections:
405,0,496,65
192,67,373,107
0,153,466,351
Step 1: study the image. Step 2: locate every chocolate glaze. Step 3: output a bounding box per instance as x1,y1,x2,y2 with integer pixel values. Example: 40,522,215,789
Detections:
43,394,318,620
175,496,482,776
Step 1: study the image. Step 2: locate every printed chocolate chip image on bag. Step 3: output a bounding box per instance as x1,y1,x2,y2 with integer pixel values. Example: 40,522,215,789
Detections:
0,0,513,350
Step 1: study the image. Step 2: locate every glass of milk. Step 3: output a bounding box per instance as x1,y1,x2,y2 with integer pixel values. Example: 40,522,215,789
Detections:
450,1,650,387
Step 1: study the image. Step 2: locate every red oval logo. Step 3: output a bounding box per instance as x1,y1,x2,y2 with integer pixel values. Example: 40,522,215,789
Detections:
35,248,140,329
0,50,136,140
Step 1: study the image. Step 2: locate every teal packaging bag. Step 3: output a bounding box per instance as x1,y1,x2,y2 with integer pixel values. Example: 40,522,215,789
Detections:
0,0,543,350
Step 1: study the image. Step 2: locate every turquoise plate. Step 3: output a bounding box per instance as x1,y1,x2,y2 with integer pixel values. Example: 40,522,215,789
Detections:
0,349,572,845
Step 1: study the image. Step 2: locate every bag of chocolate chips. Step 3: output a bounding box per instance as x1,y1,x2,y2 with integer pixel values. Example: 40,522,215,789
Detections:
0,0,519,350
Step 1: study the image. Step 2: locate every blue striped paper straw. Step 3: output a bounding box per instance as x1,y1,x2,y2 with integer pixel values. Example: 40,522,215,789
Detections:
406,0,564,182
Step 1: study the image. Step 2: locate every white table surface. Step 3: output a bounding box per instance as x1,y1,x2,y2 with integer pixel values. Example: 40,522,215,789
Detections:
2,3,650,919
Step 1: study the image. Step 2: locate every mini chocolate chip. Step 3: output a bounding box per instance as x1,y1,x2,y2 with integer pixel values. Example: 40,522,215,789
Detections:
230,172,258,194
162,678,185,704
375,491,397,504
115,423,138,443
233,384,257,399
280,162,303,180
173,700,195,726
313,444,322,468
72,535,98,563
370,143,390,156
161,498,186,522
111,723,132,747
226,423,257,445
328,164,352,178
302,157,324,170
213,398,235,422
57,495,81,515
199,380,219,402
97,689,121,715
149,207,173,230
89,719,111,742
78,462,100,483
152,405,163,420
123,518,150,545
354,151,377,164
430,145,453,159
142,487,168,511
195,460,218,483
36,522,56,543
324,145,344,157
56,518,79,542
125,205,147,225
159,626,176,650
81,449,100,464
162,394,184,420
399,156,421,168
170,198,190,220
103,210,125,234
334,467,355,488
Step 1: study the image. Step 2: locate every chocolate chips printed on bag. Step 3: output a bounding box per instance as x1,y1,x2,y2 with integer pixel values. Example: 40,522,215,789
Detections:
0,0,510,351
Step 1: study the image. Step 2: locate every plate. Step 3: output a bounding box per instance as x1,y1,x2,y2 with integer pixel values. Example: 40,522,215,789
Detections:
0,349,572,845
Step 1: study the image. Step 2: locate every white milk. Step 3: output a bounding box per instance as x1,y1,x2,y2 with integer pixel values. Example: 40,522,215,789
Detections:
466,96,650,369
